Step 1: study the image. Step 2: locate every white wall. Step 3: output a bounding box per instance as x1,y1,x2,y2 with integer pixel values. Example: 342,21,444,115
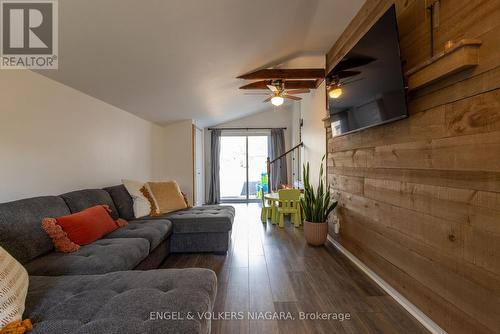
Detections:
163,120,194,203
0,70,167,203
204,106,296,201
299,81,328,187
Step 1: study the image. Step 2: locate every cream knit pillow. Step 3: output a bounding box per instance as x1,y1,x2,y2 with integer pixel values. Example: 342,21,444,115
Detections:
0,246,29,329
122,179,152,218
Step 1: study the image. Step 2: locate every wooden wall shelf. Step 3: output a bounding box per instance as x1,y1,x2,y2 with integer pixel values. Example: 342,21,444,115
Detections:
405,39,482,91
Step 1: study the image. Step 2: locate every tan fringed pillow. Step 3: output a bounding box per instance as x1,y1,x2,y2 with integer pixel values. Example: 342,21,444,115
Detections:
142,181,187,215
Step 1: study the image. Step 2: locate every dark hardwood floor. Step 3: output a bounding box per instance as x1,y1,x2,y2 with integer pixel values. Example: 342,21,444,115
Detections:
161,204,429,334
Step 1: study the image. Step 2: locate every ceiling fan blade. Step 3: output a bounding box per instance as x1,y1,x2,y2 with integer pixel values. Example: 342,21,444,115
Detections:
285,89,310,94
340,77,365,86
240,80,317,90
237,68,325,80
283,95,302,101
263,96,273,103
329,70,361,80
244,92,271,95
267,85,279,93
333,56,376,72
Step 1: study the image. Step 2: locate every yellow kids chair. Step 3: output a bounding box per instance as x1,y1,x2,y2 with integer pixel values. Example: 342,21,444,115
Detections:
277,189,301,228
260,189,272,223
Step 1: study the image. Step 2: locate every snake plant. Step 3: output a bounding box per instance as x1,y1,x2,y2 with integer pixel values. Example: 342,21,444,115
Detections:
300,156,337,223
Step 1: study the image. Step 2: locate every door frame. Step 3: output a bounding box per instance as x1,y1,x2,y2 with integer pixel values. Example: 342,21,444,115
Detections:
192,124,204,206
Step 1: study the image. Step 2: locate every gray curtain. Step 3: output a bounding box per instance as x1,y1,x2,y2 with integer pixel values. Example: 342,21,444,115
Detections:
269,129,288,191
208,130,221,204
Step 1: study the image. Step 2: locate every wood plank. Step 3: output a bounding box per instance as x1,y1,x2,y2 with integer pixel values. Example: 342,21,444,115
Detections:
409,64,500,114
445,88,500,136
431,0,500,58
464,225,500,277
406,39,482,91
363,178,472,223
330,131,500,172
237,68,325,80
338,218,500,333
330,104,447,153
409,25,500,101
239,80,317,90
362,178,500,233
331,174,364,195
335,207,500,296
399,0,500,70
338,191,463,257
469,191,500,234
327,166,500,193
334,234,495,334
329,89,500,153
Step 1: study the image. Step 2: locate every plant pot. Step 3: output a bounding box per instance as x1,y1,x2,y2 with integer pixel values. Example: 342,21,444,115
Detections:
304,221,328,246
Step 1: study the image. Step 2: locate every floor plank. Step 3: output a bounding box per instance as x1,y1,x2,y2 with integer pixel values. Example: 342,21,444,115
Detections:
161,204,429,334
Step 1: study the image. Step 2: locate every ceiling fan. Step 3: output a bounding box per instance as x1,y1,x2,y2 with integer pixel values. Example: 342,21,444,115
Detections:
326,56,375,99
326,75,364,99
245,80,310,106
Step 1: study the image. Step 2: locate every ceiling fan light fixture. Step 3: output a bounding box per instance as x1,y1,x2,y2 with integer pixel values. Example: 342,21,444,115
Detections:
328,86,343,99
271,96,284,106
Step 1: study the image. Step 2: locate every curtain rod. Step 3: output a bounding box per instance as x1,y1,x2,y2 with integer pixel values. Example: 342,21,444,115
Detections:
207,127,287,131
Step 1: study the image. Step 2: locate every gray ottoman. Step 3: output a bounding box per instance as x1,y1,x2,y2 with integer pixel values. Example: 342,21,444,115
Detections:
165,205,234,254
26,268,217,334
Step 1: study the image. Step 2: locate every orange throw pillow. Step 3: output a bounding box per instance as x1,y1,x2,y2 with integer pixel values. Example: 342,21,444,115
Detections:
41,218,80,253
42,205,128,252
55,205,119,245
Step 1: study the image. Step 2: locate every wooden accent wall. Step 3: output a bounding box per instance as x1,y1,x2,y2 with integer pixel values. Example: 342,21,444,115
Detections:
326,1,500,333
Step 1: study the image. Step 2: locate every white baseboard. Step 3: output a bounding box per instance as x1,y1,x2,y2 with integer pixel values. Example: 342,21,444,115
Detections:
327,235,447,334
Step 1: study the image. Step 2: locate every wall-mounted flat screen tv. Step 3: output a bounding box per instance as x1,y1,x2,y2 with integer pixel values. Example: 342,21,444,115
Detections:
327,5,407,137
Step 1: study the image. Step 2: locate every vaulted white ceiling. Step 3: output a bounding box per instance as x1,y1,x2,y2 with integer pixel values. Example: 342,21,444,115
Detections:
37,0,363,127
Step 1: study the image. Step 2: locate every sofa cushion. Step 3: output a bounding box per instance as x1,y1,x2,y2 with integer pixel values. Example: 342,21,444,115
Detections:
165,206,234,234
60,189,119,220
0,196,70,264
103,185,134,221
104,219,172,250
25,238,149,276
26,269,217,334
138,205,234,234
196,205,236,216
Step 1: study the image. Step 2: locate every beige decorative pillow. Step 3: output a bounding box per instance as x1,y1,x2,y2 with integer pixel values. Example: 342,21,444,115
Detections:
182,192,193,209
144,181,187,215
122,179,151,218
0,247,29,329
140,183,160,216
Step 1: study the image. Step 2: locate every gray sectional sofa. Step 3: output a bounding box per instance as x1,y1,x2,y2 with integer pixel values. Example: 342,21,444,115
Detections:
0,185,234,334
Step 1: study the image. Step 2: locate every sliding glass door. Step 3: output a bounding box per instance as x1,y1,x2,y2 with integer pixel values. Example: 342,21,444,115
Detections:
247,136,268,200
220,136,247,200
219,133,269,202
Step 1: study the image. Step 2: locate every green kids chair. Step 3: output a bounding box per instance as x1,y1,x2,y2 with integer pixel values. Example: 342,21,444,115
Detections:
277,189,301,228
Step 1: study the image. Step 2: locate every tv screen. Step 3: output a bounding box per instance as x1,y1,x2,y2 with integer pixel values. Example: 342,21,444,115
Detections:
327,5,407,137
